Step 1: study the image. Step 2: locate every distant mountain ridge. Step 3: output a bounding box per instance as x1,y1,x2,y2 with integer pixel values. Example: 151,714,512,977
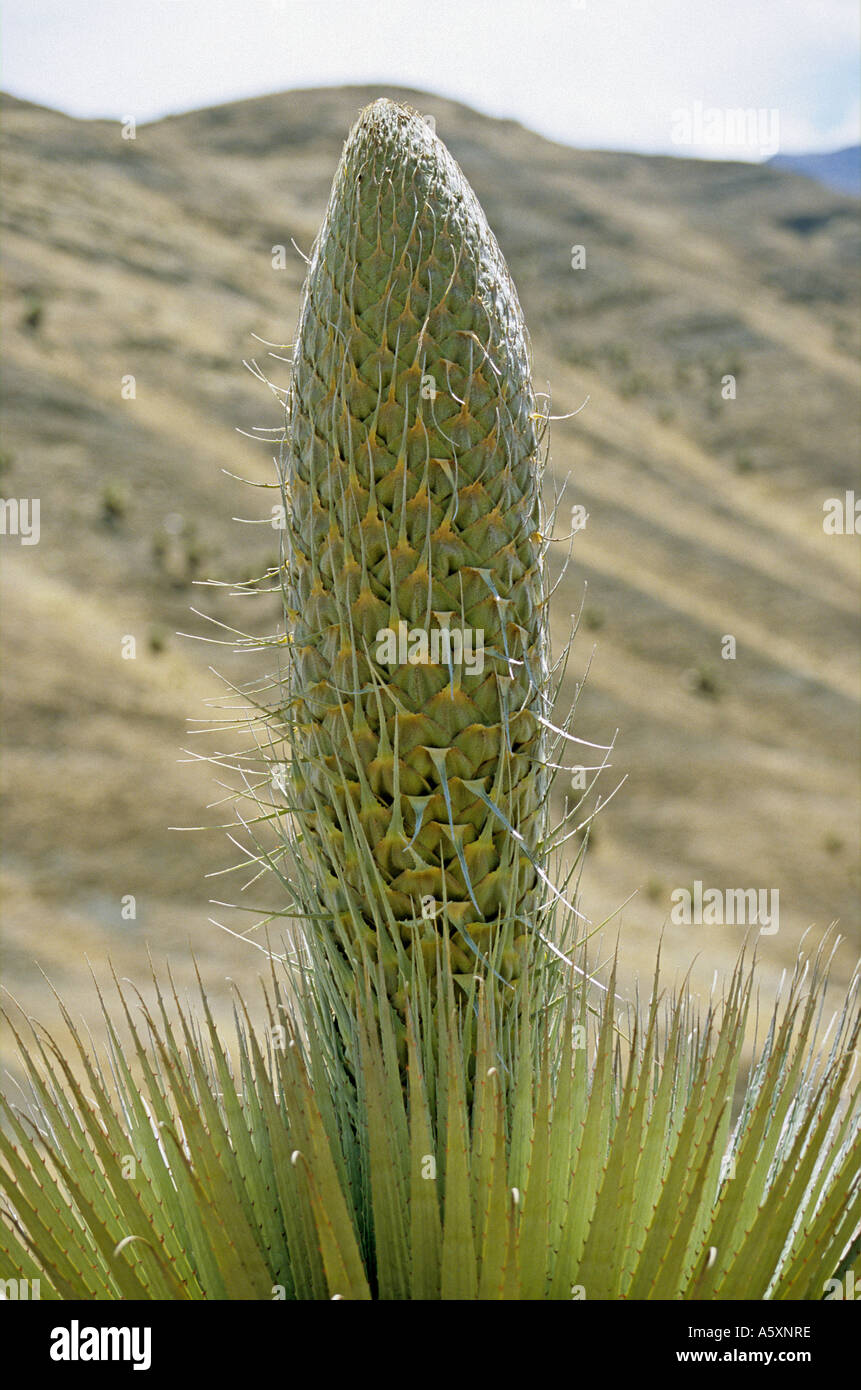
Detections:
768,144,860,197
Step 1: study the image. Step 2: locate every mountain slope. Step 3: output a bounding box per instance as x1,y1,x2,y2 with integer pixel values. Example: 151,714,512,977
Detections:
1,85,859,1051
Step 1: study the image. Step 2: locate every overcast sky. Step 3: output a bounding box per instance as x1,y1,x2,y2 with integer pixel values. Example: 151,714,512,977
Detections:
1,0,858,159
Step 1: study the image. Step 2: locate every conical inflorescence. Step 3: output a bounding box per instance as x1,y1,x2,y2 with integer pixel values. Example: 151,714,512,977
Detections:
277,100,551,1009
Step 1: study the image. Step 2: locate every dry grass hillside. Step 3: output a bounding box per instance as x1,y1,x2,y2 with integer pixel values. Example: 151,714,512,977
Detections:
1,84,859,1061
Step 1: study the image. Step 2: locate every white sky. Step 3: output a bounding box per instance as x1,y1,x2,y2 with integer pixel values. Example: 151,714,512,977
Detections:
1,0,858,158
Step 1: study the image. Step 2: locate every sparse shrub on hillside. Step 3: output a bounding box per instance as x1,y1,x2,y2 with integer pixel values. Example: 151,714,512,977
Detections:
151,516,209,587
619,371,652,398
604,342,631,370
182,523,206,579
20,296,44,331
582,606,605,631
685,663,723,700
100,481,128,525
147,624,168,654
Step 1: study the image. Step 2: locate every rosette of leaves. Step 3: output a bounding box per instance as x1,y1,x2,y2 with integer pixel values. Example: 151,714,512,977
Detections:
1,940,857,1300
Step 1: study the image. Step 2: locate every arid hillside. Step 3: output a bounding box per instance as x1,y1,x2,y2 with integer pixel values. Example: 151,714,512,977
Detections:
1,84,859,1058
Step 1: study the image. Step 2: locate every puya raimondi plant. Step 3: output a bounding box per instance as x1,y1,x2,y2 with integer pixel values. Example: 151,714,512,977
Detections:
271,98,575,1032
0,100,859,1301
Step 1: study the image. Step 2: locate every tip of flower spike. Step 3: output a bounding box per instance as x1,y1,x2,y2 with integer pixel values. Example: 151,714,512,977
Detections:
353,97,432,141
342,98,444,188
